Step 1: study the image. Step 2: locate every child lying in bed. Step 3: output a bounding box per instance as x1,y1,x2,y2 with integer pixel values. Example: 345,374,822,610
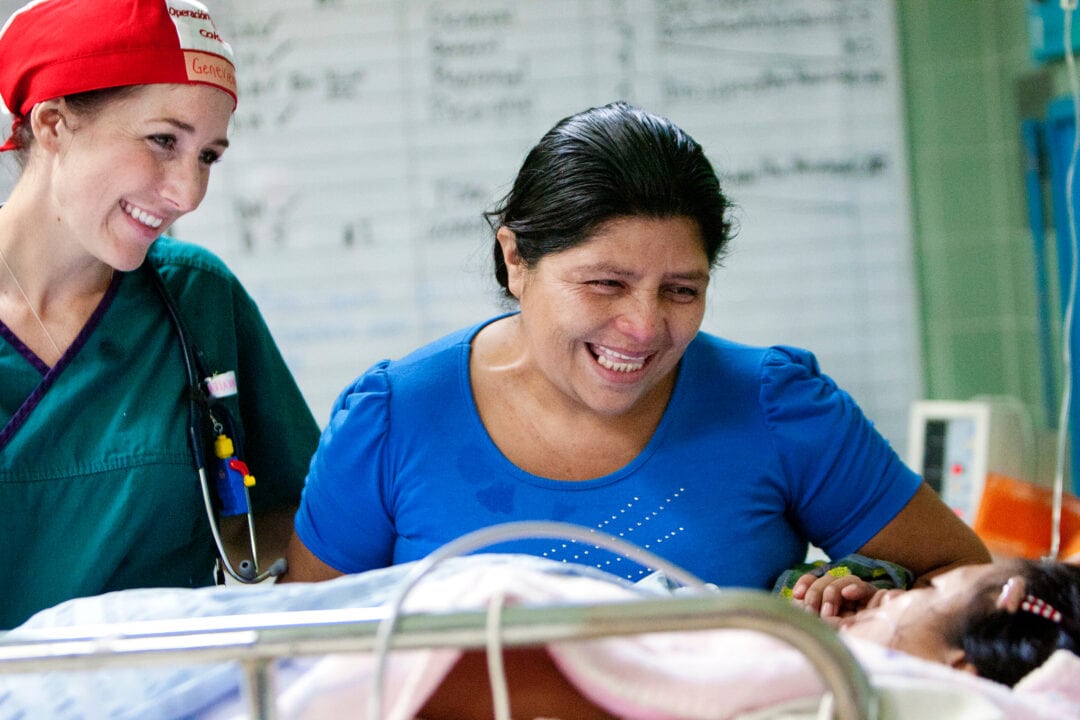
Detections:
415,558,1080,719
784,556,1080,687
2,555,1077,719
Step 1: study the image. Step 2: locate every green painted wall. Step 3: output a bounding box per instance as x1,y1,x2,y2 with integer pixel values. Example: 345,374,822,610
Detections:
898,1,1054,432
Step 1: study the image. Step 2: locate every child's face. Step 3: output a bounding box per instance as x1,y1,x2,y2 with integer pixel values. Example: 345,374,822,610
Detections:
837,563,1011,667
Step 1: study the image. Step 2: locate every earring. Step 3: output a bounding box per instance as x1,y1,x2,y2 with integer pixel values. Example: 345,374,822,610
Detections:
996,576,1027,613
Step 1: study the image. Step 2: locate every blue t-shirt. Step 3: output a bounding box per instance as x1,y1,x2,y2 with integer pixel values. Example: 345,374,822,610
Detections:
295,316,920,589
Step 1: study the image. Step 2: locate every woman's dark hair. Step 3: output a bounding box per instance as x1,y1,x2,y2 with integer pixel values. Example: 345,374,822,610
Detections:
483,101,736,297
949,560,1080,687
8,86,137,168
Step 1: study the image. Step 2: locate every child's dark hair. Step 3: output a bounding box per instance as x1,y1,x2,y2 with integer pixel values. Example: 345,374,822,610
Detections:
949,560,1080,687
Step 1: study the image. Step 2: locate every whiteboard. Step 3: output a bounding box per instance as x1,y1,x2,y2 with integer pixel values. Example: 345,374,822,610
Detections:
0,0,921,450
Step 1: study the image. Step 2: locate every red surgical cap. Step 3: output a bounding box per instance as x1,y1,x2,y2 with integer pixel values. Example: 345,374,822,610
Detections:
0,0,237,152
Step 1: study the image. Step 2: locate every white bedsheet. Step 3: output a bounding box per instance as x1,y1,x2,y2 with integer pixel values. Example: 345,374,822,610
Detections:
1,555,1077,720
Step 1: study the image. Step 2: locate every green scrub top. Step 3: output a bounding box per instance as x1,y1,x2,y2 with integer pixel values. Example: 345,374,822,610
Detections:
0,238,320,629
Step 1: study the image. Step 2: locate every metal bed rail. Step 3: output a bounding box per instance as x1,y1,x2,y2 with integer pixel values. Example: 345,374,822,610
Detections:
0,590,878,720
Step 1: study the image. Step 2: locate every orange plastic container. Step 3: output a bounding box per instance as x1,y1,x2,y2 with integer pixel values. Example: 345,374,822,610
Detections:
1065,532,1080,563
972,473,1080,559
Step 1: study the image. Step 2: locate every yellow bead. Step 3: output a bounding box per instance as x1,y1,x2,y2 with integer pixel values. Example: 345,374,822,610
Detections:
214,434,234,459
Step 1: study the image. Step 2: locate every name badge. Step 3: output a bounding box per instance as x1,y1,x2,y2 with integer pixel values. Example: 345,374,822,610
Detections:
205,371,238,399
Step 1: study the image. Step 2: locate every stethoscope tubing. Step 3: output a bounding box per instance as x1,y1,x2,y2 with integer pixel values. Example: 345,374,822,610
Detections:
145,262,283,584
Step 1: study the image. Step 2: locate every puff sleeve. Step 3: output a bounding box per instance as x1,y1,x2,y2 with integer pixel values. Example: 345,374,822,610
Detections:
759,346,921,558
293,361,396,573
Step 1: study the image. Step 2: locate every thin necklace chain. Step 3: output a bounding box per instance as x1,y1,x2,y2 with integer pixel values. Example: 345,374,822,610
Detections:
0,243,63,360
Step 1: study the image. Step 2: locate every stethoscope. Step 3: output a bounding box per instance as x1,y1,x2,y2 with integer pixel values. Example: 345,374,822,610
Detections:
145,262,287,584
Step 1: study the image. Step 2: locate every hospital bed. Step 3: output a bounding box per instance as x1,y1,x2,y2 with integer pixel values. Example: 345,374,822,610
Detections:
0,523,1076,720
0,587,870,720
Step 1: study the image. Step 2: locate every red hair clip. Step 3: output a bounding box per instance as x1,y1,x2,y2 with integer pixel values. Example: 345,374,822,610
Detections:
1020,594,1062,623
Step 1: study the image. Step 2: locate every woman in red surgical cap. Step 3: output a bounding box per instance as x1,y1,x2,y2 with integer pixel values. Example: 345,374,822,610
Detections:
0,0,319,629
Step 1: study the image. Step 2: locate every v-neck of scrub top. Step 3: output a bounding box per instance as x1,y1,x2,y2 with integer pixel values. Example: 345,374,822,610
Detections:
0,271,122,450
